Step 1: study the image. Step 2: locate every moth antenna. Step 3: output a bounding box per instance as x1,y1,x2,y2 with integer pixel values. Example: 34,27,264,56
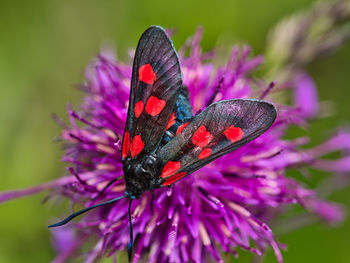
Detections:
128,199,134,263
48,195,126,228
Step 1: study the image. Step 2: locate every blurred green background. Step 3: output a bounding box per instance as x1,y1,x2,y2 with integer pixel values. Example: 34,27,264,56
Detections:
1,0,349,262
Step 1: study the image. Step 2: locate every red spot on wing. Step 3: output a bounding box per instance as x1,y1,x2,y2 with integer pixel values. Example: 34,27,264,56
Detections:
224,125,244,143
166,112,176,130
160,161,181,178
163,172,187,186
134,101,144,118
175,122,189,135
192,125,213,148
198,148,212,160
139,64,156,84
145,96,166,116
122,131,130,158
130,135,144,158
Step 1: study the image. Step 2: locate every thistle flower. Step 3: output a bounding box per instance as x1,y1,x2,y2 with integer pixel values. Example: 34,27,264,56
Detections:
2,2,350,262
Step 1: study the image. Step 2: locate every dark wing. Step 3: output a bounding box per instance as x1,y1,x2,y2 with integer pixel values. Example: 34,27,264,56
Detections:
160,86,193,147
157,99,277,186
122,26,182,160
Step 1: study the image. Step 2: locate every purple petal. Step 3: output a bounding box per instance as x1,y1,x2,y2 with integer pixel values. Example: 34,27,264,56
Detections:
293,72,319,118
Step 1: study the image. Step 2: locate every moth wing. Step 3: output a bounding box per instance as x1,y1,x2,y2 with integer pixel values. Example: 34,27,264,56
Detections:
122,26,183,160
157,99,277,186
160,85,193,147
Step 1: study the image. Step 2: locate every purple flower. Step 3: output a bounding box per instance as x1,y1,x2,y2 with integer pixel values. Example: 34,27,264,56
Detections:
1,28,350,263
293,72,319,119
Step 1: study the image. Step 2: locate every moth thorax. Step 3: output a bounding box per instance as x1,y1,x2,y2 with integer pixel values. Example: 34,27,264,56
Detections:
124,154,160,199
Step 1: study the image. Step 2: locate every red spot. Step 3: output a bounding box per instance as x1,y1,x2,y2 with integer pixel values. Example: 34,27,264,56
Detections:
134,101,144,118
130,135,144,158
224,125,244,143
192,125,213,148
163,172,187,186
166,112,176,130
175,122,189,135
145,96,166,116
122,131,130,158
139,64,156,84
198,148,212,160
160,161,181,178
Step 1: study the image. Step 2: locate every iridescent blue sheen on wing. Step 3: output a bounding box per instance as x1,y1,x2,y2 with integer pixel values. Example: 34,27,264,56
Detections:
160,86,193,146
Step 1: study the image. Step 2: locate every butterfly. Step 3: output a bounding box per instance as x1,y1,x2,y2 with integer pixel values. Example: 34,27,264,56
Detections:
49,26,277,262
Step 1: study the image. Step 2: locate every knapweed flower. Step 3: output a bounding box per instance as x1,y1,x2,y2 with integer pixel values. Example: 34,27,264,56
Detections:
2,10,350,263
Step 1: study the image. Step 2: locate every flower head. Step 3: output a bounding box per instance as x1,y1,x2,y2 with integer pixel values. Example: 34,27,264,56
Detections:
39,29,350,262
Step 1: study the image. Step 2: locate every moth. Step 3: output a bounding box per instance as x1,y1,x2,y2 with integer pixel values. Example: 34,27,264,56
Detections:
49,26,277,261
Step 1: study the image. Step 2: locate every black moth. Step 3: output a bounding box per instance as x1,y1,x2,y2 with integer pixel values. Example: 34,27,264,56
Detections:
49,26,277,261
